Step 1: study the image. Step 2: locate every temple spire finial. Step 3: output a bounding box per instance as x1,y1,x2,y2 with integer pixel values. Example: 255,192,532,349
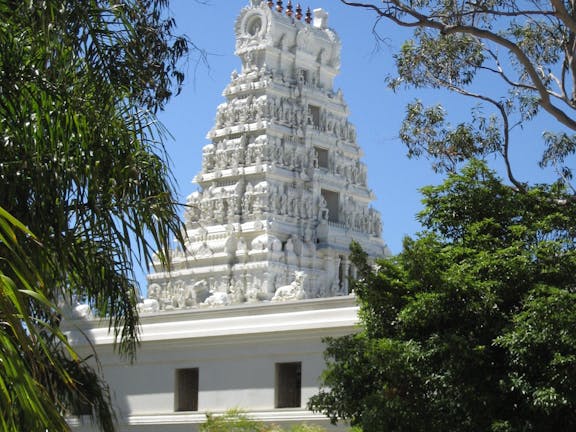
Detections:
305,7,312,24
286,1,293,17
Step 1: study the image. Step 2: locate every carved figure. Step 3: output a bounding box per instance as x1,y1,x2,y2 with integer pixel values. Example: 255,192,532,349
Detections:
285,237,294,254
229,278,246,303
245,288,259,302
202,287,230,307
190,279,210,304
137,298,159,314
271,271,306,301
147,283,161,299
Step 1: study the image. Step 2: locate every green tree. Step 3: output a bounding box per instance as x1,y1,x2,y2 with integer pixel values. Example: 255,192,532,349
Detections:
200,409,328,432
309,161,576,431
201,409,272,432
341,0,576,189
0,0,194,430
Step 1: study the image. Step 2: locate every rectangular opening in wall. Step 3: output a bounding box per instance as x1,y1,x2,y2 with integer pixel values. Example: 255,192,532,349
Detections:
315,146,329,169
175,368,199,412
339,254,345,293
275,362,301,408
321,189,339,223
308,105,320,128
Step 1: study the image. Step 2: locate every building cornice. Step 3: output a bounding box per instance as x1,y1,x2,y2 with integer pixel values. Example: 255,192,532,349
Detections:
67,296,360,347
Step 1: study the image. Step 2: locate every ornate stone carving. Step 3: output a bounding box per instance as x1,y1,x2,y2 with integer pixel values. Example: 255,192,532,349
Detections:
272,271,306,301
147,2,388,311
202,288,230,307
137,299,159,314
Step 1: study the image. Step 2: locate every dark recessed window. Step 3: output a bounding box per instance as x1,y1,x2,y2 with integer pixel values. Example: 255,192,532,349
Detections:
321,189,339,223
308,105,320,127
175,368,199,412
315,146,329,169
275,362,301,408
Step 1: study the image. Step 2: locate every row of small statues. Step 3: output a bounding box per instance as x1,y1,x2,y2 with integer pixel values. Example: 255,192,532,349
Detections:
187,189,320,223
185,177,381,235
224,65,344,104
189,178,318,219
201,135,367,186
140,271,309,313
213,93,356,142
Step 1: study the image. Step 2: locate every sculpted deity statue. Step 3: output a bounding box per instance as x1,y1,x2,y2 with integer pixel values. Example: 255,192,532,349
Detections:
272,271,306,302
202,287,230,307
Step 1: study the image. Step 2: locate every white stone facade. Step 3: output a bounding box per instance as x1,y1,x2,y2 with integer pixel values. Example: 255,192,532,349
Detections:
146,1,389,312
69,297,357,431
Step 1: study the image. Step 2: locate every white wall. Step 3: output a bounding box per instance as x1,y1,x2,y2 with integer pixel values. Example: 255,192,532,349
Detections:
68,297,358,431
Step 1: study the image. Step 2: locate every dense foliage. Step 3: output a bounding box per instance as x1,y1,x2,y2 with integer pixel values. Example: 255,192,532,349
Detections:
0,0,192,430
342,0,576,189
310,161,576,431
200,409,330,432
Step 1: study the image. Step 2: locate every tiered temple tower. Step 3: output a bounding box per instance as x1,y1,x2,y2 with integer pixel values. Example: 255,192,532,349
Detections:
70,3,389,430
145,1,388,311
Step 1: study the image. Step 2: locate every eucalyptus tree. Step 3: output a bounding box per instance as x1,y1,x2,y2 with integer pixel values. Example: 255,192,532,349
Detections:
341,0,576,190
0,0,196,430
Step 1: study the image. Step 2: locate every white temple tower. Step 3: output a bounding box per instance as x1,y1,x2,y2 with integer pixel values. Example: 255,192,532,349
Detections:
69,3,390,430
147,1,388,310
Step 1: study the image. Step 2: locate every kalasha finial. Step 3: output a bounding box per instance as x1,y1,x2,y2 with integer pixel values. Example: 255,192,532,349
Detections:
267,0,274,7
276,0,283,13
295,3,302,20
305,7,312,24
286,1,293,17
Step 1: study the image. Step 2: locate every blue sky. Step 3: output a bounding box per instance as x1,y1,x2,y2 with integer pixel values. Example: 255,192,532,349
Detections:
144,0,563,287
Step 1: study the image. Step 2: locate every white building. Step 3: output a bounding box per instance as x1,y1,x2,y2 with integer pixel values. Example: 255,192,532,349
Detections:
70,2,389,430
70,297,359,431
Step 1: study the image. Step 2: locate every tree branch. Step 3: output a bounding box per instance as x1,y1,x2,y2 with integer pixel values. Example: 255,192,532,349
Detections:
430,76,526,191
550,0,576,34
341,0,576,132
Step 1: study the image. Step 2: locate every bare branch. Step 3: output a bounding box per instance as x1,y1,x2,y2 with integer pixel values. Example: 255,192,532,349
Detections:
550,0,576,34
342,1,576,131
443,25,576,130
481,48,570,105
431,76,526,191
483,48,540,91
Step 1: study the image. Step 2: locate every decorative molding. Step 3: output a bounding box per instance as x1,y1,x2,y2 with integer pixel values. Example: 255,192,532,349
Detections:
67,297,360,346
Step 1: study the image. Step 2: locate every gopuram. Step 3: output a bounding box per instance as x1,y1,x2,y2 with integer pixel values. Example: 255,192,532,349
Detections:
69,3,392,430
144,0,389,312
